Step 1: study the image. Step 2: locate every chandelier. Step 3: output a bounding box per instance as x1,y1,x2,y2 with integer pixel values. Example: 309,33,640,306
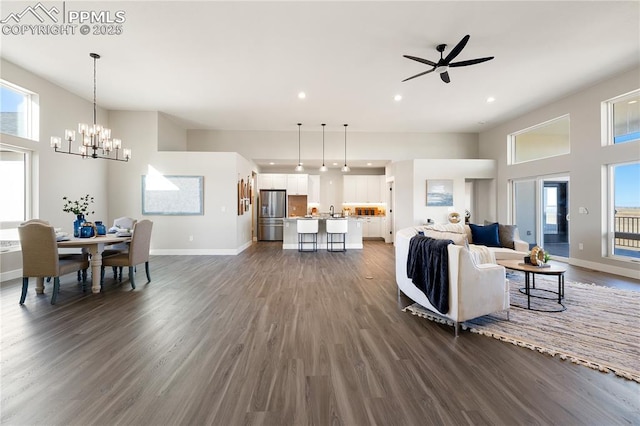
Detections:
50,53,131,162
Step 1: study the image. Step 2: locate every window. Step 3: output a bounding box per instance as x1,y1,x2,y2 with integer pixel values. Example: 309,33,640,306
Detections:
608,161,640,260
509,115,570,164
1,80,36,140
603,90,640,145
0,144,31,252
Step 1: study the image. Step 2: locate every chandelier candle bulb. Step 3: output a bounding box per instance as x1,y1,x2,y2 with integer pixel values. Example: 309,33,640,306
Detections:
65,129,75,141
50,136,61,148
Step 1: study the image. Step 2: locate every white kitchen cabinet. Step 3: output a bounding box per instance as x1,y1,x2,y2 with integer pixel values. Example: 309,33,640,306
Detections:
308,175,320,203
344,175,384,203
361,216,383,238
343,176,357,203
258,173,287,190
367,175,385,203
287,174,308,195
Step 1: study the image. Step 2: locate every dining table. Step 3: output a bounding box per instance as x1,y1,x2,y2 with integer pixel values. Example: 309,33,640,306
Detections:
43,234,132,294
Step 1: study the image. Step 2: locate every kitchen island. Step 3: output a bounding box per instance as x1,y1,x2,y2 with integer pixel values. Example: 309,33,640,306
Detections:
282,217,363,250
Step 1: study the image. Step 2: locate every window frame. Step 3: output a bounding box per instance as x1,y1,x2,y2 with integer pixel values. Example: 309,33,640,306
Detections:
0,79,38,141
0,143,32,253
605,160,640,264
508,114,571,165
601,89,640,147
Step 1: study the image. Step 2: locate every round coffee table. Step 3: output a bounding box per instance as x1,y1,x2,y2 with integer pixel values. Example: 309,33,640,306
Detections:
497,259,567,312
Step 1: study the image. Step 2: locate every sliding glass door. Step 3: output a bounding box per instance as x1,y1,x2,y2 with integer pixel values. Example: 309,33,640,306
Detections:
511,176,570,258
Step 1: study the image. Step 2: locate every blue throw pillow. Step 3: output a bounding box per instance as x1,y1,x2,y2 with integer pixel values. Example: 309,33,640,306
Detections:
469,223,501,247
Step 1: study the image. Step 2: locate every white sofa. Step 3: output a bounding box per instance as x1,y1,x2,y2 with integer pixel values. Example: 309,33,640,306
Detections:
395,227,510,335
461,224,529,261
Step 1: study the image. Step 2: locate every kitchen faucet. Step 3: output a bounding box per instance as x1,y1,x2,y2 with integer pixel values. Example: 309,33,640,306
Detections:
330,205,334,216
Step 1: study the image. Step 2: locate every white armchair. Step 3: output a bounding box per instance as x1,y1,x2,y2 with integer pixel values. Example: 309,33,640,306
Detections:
395,227,509,335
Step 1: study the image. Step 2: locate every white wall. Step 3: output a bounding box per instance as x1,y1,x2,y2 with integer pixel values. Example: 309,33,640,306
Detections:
1,59,109,280
158,112,187,151
187,129,479,163
108,111,255,254
479,66,640,279
387,159,496,233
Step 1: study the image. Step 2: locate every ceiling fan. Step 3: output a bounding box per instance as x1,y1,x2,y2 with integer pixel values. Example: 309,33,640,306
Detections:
402,34,494,84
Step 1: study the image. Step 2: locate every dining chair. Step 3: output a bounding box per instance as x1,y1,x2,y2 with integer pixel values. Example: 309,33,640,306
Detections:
23,219,87,283
103,216,137,279
18,221,90,305
100,219,153,290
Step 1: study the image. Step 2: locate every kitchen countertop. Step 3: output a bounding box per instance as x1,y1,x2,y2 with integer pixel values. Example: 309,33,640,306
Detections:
285,216,358,220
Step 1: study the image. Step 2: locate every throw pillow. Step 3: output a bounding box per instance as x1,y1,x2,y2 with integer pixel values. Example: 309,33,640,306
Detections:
425,222,466,234
484,221,518,249
469,223,501,248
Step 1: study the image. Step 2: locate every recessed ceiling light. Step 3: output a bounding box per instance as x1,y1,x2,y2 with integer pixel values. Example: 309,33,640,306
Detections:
332,162,338,166
486,97,496,103
298,92,306,99
394,94,402,101
367,162,372,166
269,162,275,165
629,100,638,104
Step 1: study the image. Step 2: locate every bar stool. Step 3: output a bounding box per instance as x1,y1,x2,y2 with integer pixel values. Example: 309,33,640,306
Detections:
326,219,348,252
297,219,318,252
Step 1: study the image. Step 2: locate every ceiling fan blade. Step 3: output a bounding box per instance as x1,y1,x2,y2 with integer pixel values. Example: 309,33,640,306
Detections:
403,55,437,67
440,71,451,83
443,34,470,64
402,68,435,82
449,56,494,67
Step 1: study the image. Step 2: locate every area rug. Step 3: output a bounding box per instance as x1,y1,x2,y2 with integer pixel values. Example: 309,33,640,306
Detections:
403,275,640,382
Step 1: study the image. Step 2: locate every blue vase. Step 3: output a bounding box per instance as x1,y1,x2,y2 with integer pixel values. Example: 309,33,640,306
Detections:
95,221,106,236
80,224,94,238
73,214,85,238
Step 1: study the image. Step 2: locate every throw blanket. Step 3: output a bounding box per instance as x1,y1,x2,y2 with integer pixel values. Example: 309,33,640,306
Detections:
406,236,451,314
468,244,496,265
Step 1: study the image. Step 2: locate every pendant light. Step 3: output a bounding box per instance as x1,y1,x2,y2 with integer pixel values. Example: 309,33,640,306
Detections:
341,123,351,172
319,123,328,172
295,123,304,172
51,53,131,162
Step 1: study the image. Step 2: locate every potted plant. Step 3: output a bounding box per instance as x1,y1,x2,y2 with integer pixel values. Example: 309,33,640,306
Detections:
63,194,95,237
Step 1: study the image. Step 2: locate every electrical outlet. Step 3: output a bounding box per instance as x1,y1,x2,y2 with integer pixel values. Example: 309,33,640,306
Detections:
579,243,583,250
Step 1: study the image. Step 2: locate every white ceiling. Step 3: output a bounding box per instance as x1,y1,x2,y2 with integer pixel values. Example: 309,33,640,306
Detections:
1,1,639,136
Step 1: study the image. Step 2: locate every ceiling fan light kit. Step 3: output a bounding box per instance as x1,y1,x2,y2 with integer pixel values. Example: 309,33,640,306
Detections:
402,34,494,84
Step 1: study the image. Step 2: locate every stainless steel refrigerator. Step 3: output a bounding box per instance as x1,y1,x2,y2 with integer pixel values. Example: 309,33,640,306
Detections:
258,189,286,241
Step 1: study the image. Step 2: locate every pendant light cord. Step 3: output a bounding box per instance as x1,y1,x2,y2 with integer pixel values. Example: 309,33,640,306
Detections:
322,123,326,165
298,123,302,164
344,124,348,166
93,55,97,126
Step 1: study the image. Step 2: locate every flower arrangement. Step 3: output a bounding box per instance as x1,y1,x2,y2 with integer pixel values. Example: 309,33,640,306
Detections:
62,194,95,217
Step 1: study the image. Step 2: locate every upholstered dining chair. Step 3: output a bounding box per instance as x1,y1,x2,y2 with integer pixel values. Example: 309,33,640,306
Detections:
103,216,137,279
100,219,153,290
18,221,90,304
23,219,87,283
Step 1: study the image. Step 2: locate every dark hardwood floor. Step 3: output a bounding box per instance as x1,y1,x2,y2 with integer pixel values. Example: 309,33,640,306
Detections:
1,241,639,425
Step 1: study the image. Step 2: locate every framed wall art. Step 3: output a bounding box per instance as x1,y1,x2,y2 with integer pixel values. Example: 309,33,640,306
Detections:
142,175,204,215
426,179,454,206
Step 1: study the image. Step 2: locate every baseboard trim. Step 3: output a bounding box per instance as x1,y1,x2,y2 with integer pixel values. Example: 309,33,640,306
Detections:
567,258,640,280
1,269,22,282
150,241,254,256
